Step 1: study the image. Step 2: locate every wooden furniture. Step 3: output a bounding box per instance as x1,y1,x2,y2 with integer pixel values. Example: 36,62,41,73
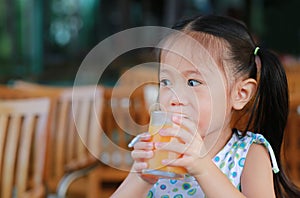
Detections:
117,65,158,88
284,65,300,186
86,85,150,197
12,81,105,196
12,81,152,197
143,84,159,109
0,85,40,99
285,105,300,186
0,98,50,198
58,85,150,198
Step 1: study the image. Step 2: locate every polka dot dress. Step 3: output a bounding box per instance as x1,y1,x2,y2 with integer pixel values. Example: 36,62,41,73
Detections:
147,131,279,198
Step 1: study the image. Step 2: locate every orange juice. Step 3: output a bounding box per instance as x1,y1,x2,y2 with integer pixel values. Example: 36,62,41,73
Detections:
142,111,187,179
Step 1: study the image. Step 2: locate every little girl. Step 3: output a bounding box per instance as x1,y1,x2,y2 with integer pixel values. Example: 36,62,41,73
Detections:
112,15,300,197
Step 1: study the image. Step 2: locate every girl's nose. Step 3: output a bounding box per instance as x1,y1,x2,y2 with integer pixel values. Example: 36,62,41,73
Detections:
160,85,188,107
171,98,183,106
170,93,187,106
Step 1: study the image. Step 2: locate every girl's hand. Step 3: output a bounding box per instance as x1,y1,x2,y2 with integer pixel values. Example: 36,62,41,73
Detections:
156,115,209,177
130,133,158,184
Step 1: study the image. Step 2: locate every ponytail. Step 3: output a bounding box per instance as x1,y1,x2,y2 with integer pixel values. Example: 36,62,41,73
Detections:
250,48,288,151
247,48,300,197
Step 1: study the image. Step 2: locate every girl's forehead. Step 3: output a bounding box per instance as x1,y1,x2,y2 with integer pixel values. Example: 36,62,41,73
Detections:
159,33,228,81
160,48,219,76
159,31,229,71
160,56,200,75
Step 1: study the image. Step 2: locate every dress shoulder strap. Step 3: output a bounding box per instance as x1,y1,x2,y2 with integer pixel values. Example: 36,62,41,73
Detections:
249,132,280,173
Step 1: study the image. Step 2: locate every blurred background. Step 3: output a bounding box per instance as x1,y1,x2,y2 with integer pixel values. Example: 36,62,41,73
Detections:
0,0,300,85
1,1,300,198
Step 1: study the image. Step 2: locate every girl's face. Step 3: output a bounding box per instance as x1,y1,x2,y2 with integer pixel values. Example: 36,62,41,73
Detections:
159,38,230,138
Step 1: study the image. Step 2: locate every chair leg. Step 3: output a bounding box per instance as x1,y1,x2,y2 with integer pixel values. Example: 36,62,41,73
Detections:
87,169,102,198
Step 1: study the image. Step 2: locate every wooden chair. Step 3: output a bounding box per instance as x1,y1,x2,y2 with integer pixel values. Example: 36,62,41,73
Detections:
0,85,41,99
12,81,152,197
117,65,158,88
283,66,300,186
56,84,151,198
284,105,300,186
0,98,50,198
12,81,105,196
143,84,159,109
85,85,150,198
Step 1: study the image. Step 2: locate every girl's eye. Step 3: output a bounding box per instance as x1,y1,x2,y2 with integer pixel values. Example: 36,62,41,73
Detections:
187,79,201,87
160,79,171,87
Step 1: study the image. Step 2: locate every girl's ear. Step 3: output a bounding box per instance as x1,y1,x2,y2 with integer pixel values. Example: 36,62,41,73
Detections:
232,78,257,110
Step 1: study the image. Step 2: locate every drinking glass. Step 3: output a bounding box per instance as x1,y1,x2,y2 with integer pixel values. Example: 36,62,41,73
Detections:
142,110,187,179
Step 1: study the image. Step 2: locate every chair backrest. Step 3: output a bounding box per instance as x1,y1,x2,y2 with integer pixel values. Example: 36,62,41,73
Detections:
13,81,105,192
0,98,50,198
143,84,159,109
55,86,104,172
286,66,300,108
117,65,158,88
284,106,300,185
0,85,41,99
283,66,300,185
100,86,149,170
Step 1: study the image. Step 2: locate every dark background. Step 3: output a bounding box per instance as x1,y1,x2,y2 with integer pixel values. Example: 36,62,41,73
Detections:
0,0,299,85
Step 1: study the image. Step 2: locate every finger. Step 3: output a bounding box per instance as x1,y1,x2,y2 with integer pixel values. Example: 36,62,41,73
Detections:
155,141,187,154
131,150,154,160
132,162,148,173
156,140,207,159
155,140,204,155
128,132,151,148
139,132,152,141
172,116,197,134
133,141,154,150
159,127,193,143
172,116,203,140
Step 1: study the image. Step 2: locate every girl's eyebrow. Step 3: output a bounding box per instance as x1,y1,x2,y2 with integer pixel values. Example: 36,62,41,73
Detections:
182,69,202,77
159,69,170,74
160,69,203,78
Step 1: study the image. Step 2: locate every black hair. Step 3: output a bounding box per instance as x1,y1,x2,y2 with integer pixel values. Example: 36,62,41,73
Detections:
172,15,300,197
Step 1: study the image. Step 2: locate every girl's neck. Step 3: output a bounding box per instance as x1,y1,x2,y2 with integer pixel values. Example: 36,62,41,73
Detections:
203,127,233,158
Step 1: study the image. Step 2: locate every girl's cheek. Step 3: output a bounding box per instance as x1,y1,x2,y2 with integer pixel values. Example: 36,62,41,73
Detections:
196,118,207,137
158,90,171,106
197,109,212,136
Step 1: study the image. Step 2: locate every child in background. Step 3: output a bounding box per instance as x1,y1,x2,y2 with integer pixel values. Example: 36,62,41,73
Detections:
112,15,300,197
